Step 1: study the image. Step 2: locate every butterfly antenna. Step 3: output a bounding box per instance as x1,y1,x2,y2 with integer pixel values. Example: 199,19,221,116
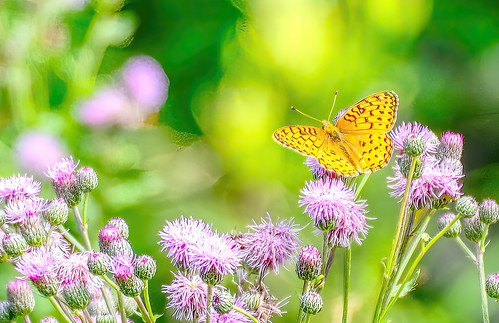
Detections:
327,91,339,121
291,107,322,123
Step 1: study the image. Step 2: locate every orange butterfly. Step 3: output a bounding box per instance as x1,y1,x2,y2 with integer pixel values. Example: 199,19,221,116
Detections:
273,91,399,177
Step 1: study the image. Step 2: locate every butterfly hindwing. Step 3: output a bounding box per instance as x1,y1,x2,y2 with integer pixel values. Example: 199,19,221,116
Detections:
335,91,398,134
343,132,394,173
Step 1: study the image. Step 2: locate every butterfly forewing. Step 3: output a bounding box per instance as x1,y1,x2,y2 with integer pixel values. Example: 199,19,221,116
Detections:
335,91,398,134
273,126,328,158
316,137,360,176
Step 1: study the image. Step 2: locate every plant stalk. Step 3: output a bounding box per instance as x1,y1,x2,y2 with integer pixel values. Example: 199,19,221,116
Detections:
342,246,351,323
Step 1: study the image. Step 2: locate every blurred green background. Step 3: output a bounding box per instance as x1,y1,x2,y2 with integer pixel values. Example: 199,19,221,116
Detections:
0,0,498,322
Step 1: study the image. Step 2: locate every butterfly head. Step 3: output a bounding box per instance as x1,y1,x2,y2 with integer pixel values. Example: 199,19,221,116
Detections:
322,120,341,140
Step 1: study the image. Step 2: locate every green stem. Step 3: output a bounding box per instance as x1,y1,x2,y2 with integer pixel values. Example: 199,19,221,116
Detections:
297,280,310,323
142,280,155,322
233,306,259,323
82,193,89,227
373,157,417,322
134,296,153,323
206,285,213,323
321,232,329,275
103,275,126,322
354,173,370,199
342,246,351,323
324,247,337,281
380,214,462,320
304,313,311,323
72,207,92,250
23,315,31,323
455,236,477,263
477,239,490,323
100,287,115,317
58,226,85,252
50,296,76,323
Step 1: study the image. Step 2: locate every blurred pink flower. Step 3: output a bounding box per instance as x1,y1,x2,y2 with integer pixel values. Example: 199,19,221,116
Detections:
14,131,68,178
120,55,169,111
78,87,129,127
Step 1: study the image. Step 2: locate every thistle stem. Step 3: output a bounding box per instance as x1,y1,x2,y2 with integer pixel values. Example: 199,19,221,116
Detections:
297,280,310,323
142,280,156,322
51,296,76,323
134,296,153,323
233,306,259,323
23,315,31,323
342,246,351,323
324,247,337,281
100,286,115,317
455,236,477,263
303,313,311,323
206,285,213,323
72,207,92,250
82,192,89,227
477,238,490,323
103,275,126,322
57,226,85,252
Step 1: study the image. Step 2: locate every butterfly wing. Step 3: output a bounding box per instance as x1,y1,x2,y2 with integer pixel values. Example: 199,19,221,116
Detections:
316,137,360,176
273,125,328,158
335,91,398,134
343,132,394,173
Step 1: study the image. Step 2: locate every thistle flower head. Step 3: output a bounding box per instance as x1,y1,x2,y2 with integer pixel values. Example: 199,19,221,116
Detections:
15,248,60,297
202,298,254,323
4,197,45,225
191,233,242,285
60,280,90,310
304,157,338,180
134,254,157,281
105,217,129,240
2,233,28,258
78,87,130,127
463,213,485,242
43,198,69,226
437,131,464,161
241,214,301,276
158,216,214,270
99,225,131,257
392,122,439,157
162,272,208,321
486,273,499,300
300,292,323,315
0,175,41,205
296,245,322,281
112,254,144,297
456,195,479,218
479,198,499,225
437,212,462,238
45,230,71,257
76,167,98,193
87,252,112,276
45,157,82,207
57,252,104,290
6,279,35,318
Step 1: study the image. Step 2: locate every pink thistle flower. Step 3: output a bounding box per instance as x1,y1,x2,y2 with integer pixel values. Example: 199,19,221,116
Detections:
120,55,169,110
44,230,70,257
162,272,208,321
304,157,339,180
0,175,41,205
14,131,68,178
438,131,464,161
190,233,242,283
78,87,130,128
45,157,79,184
391,122,439,157
112,254,135,281
158,216,214,270
241,214,301,276
201,299,255,323
4,198,45,225
57,252,103,290
15,248,61,297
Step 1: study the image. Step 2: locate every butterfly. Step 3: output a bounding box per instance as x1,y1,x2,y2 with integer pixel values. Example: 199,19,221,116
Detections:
273,91,399,177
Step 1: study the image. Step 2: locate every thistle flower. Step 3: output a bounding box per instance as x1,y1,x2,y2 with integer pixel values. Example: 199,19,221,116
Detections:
87,252,112,276
241,214,301,276
57,252,104,290
158,216,214,270
112,254,144,297
134,254,157,281
99,225,134,257
76,166,98,193
105,217,129,239
78,87,130,127
212,287,235,315
45,157,81,207
0,175,41,206
2,233,28,258
191,233,242,285
43,198,69,226
295,245,322,281
403,133,425,157
391,122,439,157
162,272,208,321
6,279,35,318
456,196,479,218
486,273,499,299
60,280,90,310
14,131,68,178
479,198,499,225
462,213,485,242
4,197,45,225
304,157,337,180
437,132,464,161
120,55,169,110
15,248,60,296
437,212,462,238
45,230,71,257
299,292,322,315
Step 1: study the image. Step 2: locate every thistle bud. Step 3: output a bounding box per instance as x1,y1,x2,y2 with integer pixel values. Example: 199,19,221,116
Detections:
397,155,423,179
95,313,114,323
134,254,157,281
116,275,144,297
300,291,323,315
456,196,478,218
0,301,13,322
437,212,462,238
212,288,234,314
486,273,499,299
2,233,28,257
60,281,90,310
240,289,262,311
296,245,322,281
479,199,499,225
99,226,133,257
19,215,47,247
114,255,144,297
76,167,98,193
43,198,69,226
6,280,34,318
200,271,223,286
403,134,425,157
315,216,337,231
87,252,112,275
437,132,464,161
105,217,129,239
463,214,485,242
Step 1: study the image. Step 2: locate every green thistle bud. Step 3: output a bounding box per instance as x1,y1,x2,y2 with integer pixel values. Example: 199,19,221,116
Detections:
61,281,90,310
296,245,322,281
76,167,98,193
134,254,157,281
6,280,35,318
456,195,478,218
479,199,499,225
463,214,485,242
0,301,13,322
437,212,462,238
2,233,28,258
397,155,423,179
212,288,234,314
106,217,129,240
403,134,425,157
240,289,262,311
87,252,112,276
300,291,323,315
200,271,224,286
19,216,47,247
96,313,114,323
316,217,337,231
43,199,69,226
117,275,144,297
486,273,499,299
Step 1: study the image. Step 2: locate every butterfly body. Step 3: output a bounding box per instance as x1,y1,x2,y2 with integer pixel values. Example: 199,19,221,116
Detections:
273,91,399,177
